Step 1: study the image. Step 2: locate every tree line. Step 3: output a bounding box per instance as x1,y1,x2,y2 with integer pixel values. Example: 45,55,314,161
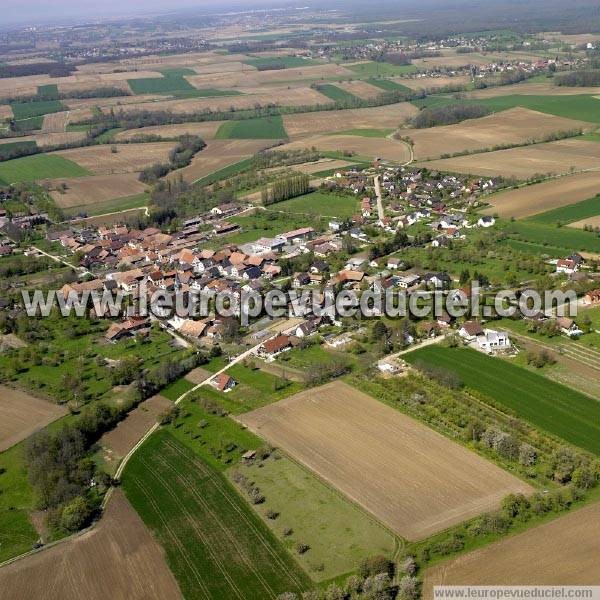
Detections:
261,173,310,205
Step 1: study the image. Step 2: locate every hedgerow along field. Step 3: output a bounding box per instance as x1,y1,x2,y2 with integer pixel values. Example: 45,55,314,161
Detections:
0,153,90,183
405,346,600,455
215,116,287,139
526,194,600,224
121,430,310,599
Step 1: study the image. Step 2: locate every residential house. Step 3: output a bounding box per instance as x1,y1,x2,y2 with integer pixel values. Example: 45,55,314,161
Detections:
459,320,484,342
477,329,511,352
211,373,237,392
556,317,583,337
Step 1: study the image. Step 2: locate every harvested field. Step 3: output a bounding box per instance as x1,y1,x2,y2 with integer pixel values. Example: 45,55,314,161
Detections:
101,395,172,460
405,107,590,159
421,139,600,178
0,132,87,148
282,103,418,138
41,111,69,133
54,142,176,175
64,94,167,112
279,134,412,163
290,159,356,174
49,173,148,209
0,104,13,120
0,490,182,600
401,75,471,90
569,215,600,229
467,81,600,98
115,121,224,141
184,367,212,385
0,385,66,452
56,80,131,95
482,171,600,218
423,502,600,598
191,61,251,75
237,381,532,541
107,87,332,115
334,80,384,100
170,139,274,183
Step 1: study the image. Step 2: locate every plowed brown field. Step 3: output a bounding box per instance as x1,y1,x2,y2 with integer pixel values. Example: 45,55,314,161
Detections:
237,381,532,541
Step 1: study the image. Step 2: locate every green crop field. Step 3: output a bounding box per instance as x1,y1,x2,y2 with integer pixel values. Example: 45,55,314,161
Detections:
500,238,571,258
37,84,59,99
236,454,396,581
243,56,321,69
500,220,600,253
316,84,361,103
405,346,600,455
12,116,44,132
0,140,37,160
128,73,197,95
0,154,90,183
193,157,255,186
122,430,310,599
334,128,395,137
10,99,65,120
477,94,600,124
215,116,287,139
269,191,358,218
346,61,418,77
66,191,149,216
367,78,412,92
526,195,600,224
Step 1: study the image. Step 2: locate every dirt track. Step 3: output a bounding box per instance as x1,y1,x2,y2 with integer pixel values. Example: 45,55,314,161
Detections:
237,381,532,541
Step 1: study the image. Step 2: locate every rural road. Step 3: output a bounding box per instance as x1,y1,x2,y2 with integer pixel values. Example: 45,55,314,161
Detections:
30,245,90,276
374,175,385,222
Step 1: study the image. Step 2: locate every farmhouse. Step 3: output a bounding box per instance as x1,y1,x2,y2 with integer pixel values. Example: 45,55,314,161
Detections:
258,334,292,359
211,373,237,392
459,320,484,342
556,317,583,337
477,329,511,353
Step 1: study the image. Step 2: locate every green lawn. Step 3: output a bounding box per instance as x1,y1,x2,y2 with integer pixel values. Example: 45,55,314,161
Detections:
269,191,358,218
316,84,360,103
191,363,302,415
346,61,418,77
526,195,600,225
215,116,287,139
0,443,39,562
243,56,322,69
404,346,600,455
500,220,600,253
235,454,396,581
122,430,310,598
10,99,65,120
367,78,411,92
500,238,571,258
159,377,196,402
0,154,90,183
